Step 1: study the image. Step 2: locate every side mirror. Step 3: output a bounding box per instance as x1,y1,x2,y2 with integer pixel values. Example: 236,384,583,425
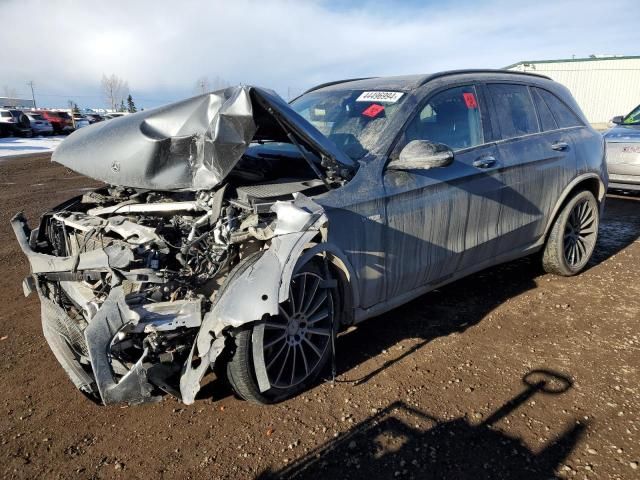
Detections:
388,140,454,171
611,115,624,125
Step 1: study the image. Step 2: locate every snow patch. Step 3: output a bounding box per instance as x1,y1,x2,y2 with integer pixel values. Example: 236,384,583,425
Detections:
0,135,66,159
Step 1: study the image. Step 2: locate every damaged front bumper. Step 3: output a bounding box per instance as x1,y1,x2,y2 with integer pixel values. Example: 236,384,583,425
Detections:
12,213,201,404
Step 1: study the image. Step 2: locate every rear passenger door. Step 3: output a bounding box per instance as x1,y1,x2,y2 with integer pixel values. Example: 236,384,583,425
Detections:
486,83,576,250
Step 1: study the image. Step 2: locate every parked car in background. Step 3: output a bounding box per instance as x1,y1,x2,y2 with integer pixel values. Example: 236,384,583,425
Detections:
72,115,91,129
0,109,32,137
604,104,640,191
12,71,606,407
84,113,104,123
103,112,127,120
25,113,54,136
35,110,73,134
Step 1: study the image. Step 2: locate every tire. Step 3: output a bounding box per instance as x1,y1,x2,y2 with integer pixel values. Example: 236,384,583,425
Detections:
542,190,599,276
226,259,337,404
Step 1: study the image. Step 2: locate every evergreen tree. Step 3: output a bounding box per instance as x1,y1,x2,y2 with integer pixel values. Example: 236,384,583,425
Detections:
126,94,137,113
119,99,126,112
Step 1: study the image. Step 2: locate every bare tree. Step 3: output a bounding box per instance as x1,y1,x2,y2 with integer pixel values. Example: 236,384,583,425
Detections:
101,74,129,111
195,76,210,95
2,85,18,98
194,75,230,95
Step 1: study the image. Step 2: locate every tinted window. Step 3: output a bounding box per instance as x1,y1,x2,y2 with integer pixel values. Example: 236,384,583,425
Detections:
536,89,583,128
404,86,483,150
0,112,11,117
487,84,539,139
532,88,558,131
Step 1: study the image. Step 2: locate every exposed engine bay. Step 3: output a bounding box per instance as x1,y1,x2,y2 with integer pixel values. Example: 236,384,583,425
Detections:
11,85,355,405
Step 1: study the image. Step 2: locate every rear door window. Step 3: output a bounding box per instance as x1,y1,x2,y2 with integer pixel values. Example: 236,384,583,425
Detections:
487,84,539,140
535,88,583,128
403,85,484,150
531,88,558,131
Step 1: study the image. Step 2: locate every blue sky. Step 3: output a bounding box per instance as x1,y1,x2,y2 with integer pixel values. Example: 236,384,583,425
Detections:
0,0,638,109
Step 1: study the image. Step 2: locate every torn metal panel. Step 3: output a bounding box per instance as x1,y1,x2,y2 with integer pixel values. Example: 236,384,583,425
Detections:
131,299,202,333
53,86,354,192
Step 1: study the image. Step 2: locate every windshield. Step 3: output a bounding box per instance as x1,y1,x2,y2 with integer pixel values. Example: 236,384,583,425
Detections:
290,89,408,159
623,104,640,125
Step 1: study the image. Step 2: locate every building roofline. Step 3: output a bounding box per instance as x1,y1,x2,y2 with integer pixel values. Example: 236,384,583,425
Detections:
505,55,640,69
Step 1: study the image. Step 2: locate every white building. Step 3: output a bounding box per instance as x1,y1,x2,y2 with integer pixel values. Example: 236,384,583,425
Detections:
0,97,35,108
506,55,640,127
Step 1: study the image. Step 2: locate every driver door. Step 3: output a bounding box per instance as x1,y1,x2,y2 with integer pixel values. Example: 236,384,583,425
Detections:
382,85,504,301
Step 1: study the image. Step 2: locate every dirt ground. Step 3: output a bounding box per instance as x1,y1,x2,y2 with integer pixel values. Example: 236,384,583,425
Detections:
0,154,638,479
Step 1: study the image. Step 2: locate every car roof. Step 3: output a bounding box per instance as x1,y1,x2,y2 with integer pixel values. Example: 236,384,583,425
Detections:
304,69,552,94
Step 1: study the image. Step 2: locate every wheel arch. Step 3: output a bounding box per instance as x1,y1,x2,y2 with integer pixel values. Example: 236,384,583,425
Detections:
543,174,605,241
296,242,359,327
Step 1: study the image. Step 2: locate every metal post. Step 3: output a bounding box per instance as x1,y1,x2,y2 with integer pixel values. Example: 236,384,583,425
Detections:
27,81,36,109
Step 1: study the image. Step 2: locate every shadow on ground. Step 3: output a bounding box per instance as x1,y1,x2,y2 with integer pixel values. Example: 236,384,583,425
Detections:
257,369,584,479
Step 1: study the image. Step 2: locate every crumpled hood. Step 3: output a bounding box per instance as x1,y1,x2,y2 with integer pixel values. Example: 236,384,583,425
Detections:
52,86,354,191
604,124,640,143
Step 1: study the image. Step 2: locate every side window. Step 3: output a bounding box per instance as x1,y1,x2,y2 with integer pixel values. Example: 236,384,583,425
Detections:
404,85,483,150
531,88,558,131
487,83,539,139
536,88,583,128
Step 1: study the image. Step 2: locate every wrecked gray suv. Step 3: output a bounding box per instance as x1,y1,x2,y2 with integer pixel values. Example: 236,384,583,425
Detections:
12,71,607,406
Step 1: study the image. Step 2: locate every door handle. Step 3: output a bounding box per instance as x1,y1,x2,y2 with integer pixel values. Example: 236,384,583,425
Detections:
551,141,569,151
473,156,496,169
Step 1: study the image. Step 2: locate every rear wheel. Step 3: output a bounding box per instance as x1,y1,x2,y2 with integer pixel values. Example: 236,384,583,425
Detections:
542,190,599,276
226,260,336,404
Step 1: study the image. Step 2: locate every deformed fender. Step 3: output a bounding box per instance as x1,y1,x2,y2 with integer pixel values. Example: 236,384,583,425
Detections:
179,195,327,404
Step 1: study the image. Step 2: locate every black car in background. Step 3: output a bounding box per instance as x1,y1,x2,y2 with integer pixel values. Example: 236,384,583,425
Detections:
0,108,32,137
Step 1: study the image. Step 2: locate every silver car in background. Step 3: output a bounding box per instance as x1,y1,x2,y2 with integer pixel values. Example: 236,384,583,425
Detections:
604,104,640,191
26,113,54,136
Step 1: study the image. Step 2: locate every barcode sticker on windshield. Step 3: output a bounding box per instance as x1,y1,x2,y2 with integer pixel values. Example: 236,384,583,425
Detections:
356,91,404,103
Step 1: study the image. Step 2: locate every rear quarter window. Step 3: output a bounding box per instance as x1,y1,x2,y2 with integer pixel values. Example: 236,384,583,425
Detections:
531,88,558,131
487,84,539,140
0,112,11,117
536,88,583,128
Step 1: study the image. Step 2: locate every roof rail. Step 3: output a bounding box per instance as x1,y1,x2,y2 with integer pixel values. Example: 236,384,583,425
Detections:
418,69,551,86
302,77,376,95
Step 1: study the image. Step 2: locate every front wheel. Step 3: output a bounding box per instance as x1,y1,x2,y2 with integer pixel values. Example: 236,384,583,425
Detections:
226,260,337,404
542,190,599,276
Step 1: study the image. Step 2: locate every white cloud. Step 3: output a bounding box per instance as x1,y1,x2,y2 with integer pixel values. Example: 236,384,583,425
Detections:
0,0,637,108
